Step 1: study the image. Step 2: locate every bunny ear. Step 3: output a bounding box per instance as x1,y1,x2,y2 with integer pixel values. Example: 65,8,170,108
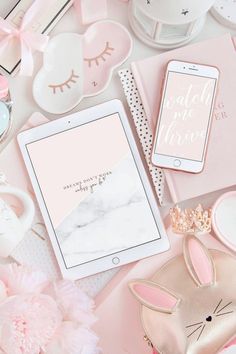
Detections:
129,280,180,314
183,236,216,287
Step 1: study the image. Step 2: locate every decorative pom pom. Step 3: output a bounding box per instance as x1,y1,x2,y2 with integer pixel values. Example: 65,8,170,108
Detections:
0,264,100,354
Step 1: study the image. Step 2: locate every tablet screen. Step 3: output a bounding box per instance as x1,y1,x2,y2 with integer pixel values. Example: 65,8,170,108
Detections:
26,113,160,268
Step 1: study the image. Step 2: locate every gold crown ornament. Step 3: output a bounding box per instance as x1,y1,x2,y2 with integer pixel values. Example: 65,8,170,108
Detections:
170,204,212,235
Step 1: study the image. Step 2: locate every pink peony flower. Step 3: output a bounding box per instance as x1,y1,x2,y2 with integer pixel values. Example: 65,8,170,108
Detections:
0,264,100,354
0,294,61,354
0,264,49,295
44,321,100,354
47,280,97,326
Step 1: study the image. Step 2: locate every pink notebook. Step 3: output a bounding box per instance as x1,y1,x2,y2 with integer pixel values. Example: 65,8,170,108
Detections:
131,34,236,203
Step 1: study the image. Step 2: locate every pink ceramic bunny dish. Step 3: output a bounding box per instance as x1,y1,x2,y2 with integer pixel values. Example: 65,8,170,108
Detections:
33,20,132,114
129,236,236,354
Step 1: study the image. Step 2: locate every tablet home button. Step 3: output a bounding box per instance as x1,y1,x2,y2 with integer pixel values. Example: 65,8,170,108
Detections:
173,159,181,167
112,257,120,265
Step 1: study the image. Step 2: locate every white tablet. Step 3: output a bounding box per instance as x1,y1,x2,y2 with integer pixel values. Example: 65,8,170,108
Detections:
18,100,169,279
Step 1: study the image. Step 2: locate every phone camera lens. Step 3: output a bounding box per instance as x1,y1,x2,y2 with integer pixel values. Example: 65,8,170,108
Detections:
68,121,71,124
183,67,186,69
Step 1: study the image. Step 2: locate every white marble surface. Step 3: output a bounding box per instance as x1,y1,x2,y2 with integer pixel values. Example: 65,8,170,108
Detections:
56,153,159,267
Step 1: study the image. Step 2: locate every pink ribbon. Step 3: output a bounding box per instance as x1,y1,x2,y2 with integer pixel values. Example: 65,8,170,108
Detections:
0,0,51,76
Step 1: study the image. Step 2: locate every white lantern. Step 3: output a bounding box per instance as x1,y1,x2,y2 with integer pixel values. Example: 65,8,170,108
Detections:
128,0,216,49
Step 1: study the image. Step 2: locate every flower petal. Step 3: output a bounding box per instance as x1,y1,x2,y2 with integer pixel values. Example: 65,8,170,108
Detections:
0,280,7,302
0,294,62,354
48,280,96,325
0,263,49,295
44,321,100,354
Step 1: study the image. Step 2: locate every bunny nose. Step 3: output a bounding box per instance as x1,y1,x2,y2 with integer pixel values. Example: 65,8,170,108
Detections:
206,316,212,322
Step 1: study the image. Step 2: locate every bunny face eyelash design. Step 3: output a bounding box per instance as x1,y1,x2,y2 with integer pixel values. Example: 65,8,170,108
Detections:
84,42,114,68
48,70,79,94
186,299,234,342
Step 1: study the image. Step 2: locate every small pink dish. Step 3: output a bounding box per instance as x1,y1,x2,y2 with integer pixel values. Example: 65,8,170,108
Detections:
33,20,132,114
83,20,132,97
212,191,236,252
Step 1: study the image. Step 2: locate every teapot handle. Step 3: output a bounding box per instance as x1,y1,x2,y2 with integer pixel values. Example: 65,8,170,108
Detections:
0,185,35,232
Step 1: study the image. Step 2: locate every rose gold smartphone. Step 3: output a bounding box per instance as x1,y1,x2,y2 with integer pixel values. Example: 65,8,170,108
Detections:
151,60,219,173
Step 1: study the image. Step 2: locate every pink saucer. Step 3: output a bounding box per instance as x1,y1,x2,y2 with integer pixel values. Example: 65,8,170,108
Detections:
212,191,236,252
83,20,132,96
33,21,132,114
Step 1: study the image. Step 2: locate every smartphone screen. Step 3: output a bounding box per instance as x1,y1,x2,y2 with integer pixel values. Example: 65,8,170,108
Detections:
154,71,217,162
